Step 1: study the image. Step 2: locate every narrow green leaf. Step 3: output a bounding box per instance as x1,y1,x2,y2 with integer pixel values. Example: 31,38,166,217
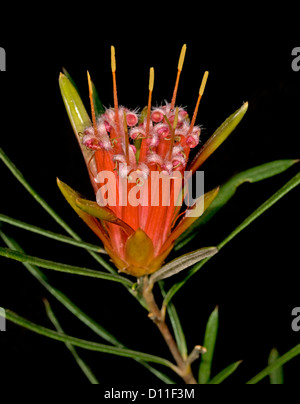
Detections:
198,306,219,384
150,247,218,284
0,147,115,274
176,159,299,250
0,229,121,345
0,231,175,384
268,348,284,385
208,361,242,384
62,68,80,94
0,213,106,254
159,282,188,360
59,72,91,136
0,148,77,238
0,308,176,371
44,299,99,384
188,102,248,173
0,246,133,287
59,73,97,187
247,344,300,384
217,171,300,250
163,171,300,308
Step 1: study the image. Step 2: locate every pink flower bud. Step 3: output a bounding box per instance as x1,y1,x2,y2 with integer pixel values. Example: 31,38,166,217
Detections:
82,134,101,150
186,134,199,148
155,124,169,138
151,110,164,123
126,112,138,127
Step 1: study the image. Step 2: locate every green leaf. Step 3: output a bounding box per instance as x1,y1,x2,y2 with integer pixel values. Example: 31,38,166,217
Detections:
176,159,299,251
44,299,99,384
198,306,219,384
62,68,81,94
0,246,133,287
0,231,175,384
0,148,77,239
217,170,300,250
0,214,106,254
0,308,176,371
268,348,284,384
188,102,248,173
247,343,300,384
208,361,242,384
159,282,188,361
59,72,91,136
163,171,300,308
1,227,121,345
59,72,96,179
0,147,115,274
150,247,218,284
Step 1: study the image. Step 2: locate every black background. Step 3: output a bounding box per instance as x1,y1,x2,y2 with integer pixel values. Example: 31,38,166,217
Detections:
0,13,299,385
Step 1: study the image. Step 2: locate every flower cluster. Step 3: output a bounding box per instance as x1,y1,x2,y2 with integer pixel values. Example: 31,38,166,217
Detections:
82,104,201,178
58,45,247,277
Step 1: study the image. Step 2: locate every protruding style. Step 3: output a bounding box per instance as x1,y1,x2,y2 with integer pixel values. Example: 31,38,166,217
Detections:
87,71,98,137
171,44,187,110
146,67,155,136
111,45,120,131
188,71,209,136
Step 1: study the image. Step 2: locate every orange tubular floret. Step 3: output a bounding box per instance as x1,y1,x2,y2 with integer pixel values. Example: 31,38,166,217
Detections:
80,45,213,276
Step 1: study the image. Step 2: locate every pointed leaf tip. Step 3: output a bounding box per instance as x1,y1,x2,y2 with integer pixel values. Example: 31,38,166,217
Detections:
199,306,219,384
59,72,91,135
75,198,134,235
189,102,249,173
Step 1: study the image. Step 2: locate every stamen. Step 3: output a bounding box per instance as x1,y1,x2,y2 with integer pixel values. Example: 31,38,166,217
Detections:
168,107,179,160
146,67,154,136
187,71,209,136
111,45,116,73
170,44,187,110
111,45,120,132
123,110,130,163
87,71,99,136
149,66,155,92
199,70,209,96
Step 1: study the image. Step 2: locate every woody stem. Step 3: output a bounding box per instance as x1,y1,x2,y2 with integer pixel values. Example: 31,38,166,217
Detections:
142,277,197,384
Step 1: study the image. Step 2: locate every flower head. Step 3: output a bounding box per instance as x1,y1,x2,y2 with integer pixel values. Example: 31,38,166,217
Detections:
59,45,248,277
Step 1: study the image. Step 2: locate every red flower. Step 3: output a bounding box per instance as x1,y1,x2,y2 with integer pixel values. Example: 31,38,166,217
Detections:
59,45,247,277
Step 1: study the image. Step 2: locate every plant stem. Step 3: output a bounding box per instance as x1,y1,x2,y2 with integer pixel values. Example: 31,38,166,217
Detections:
142,277,197,384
